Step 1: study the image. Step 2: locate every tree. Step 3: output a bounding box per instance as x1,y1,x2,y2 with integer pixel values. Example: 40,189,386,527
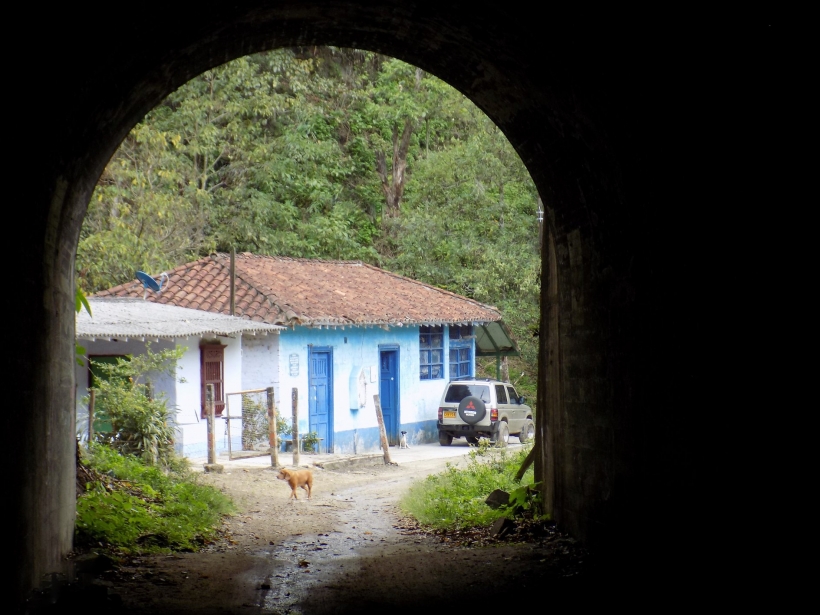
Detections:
78,46,542,394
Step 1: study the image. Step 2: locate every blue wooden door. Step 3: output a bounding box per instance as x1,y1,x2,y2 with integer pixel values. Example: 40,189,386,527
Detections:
309,349,333,453
379,349,399,445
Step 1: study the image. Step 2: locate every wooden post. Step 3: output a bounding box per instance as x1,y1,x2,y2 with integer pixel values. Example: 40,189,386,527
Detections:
230,247,236,316
206,384,216,465
225,395,233,459
373,394,393,465
268,387,279,468
291,388,300,467
87,389,95,446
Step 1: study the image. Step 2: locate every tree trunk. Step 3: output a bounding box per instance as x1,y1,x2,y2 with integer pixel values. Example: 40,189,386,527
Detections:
375,117,415,217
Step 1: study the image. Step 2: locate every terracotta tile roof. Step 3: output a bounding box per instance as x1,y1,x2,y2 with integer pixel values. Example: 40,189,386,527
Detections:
94,253,502,328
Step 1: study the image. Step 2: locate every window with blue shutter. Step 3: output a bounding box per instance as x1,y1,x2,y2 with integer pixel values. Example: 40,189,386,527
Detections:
419,325,444,380
449,325,473,378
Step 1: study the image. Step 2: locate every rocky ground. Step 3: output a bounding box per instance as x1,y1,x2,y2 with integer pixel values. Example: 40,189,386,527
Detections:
45,452,594,614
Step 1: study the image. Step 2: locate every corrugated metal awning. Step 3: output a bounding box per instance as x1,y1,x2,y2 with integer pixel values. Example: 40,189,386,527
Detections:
77,297,284,340
474,320,520,357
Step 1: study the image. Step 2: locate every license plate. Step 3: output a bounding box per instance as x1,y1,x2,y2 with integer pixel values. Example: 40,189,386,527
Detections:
443,411,457,419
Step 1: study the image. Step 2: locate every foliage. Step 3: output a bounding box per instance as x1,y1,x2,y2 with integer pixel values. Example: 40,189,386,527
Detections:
276,413,292,437
87,344,185,467
240,394,269,450
78,46,542,401
302,431,321,453
502,482,543,520
75,444,234,554
75,284,91,365
398,443,541,530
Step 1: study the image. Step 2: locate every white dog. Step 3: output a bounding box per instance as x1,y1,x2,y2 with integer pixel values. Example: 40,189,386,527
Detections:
399,430,410,449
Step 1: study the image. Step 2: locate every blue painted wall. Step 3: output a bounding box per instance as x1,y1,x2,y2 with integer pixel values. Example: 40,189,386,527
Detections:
276,324,473,454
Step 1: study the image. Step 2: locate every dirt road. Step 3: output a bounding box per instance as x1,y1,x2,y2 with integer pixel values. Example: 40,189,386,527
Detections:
97,446,591,614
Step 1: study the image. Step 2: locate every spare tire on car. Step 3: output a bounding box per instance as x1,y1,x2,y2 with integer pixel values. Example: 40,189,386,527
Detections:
458,396,486,425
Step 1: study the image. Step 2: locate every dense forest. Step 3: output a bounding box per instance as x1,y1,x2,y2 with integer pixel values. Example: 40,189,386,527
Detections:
77,47,541,396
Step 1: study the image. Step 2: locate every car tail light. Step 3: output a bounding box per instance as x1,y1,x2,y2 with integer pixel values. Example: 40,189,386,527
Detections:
438,407,444,422
490,407,498,421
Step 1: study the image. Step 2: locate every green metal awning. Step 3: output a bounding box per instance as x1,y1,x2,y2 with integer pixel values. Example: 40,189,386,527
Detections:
475,321,519,357
474,321,520,380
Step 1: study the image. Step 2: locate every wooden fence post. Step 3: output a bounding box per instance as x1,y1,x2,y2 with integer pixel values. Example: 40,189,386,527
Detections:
373,394,393,465
268,387,279,468
291,387,300,467
87,389,95,446
206,384,216,465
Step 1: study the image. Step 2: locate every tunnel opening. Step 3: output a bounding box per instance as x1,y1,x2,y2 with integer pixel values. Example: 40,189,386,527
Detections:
12,4,756,607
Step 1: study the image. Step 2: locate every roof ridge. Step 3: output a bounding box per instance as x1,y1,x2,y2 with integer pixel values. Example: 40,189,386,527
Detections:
212,252,364,266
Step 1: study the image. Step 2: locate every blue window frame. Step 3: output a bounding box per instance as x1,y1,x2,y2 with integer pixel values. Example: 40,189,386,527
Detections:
449,325,473,378
419,325,444,380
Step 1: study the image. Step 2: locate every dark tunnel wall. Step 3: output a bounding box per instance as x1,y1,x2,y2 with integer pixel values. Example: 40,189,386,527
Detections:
9,3,777,604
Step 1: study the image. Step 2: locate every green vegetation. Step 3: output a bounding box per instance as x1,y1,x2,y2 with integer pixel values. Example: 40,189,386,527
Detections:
76,347,234,556
75,444,234,554
302,431,321,453
77,46,541,399
398,442,542,530
86,344,185,468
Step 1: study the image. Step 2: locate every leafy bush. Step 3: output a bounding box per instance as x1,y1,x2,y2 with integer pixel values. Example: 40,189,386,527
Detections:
302,431,320,453
398,443,540,529
276,413,292,437
75,444,234,554
86,344,184,467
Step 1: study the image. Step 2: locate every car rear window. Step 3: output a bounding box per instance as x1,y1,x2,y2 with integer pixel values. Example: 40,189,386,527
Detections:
444,384,491,403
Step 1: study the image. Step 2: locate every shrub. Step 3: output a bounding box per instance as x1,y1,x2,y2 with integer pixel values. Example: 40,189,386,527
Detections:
86,344,184,467
398,443,539,529
302,431,320,453
75,444,234,554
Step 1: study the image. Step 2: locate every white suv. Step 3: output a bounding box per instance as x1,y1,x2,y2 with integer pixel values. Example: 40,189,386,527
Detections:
436,377,534,446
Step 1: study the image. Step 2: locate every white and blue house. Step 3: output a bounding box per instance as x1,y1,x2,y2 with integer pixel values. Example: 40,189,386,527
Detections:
95,253,519,456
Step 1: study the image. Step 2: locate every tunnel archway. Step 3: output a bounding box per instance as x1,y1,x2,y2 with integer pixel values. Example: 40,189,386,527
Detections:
12,3,766,605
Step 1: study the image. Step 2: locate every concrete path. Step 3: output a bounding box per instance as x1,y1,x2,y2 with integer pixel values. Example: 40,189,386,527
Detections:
189,439,524,472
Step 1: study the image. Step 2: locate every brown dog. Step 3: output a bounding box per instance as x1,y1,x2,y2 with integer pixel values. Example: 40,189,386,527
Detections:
277,467,313,500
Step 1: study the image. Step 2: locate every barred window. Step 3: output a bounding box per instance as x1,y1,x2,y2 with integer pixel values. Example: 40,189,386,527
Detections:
449,324,473,378
419,325,444,380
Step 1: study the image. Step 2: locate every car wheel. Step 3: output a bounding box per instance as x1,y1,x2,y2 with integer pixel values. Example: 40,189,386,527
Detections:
466,436,480,445
458,396,486,424
494,422,509,447
438,431,453,446
518,419,534,443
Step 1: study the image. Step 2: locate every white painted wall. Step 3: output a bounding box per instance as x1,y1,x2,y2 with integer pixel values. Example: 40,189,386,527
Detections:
241,332,280,397
178,337,243,458
173,340,206,455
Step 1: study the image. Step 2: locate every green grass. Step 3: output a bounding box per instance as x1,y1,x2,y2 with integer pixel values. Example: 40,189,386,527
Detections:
398,442,537,529
75,444,235,554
